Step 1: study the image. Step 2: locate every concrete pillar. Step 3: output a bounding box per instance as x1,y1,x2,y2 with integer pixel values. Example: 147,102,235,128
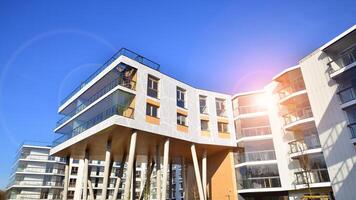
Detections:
161,138,170,200
202,149,207,200
74,158,85,200
83,151,89,200
169,160,173,200
123,130,137,200
62,156,70,200
102,140,112,200
112,153,127,200
156,145,161,200
88,179,95,200
132,159,137,200
182,157,187,200
191,144,205,200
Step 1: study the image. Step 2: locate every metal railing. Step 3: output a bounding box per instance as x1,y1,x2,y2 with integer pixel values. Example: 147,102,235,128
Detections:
295,169,330,184
278,79,306,99
53,104,134,146
327,46,356,75
237,105,267,115
60,48,159,105
200,105,208,114
239,177,281,189
216,109,226,117
289,134,321,154
348,122,356,139
283,107,313,125
235,150,276,163
56,77,136,128
338,85,356,104
238,126,271,138
18,153,58,162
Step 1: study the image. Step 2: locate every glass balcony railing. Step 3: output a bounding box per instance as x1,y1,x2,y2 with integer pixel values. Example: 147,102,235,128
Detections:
348,122,356,139
235,150,276,163
18,154,61,162
60,48,159,106
56,77,136,128
278,79,306,100
338,86,356,104
327,46,356,76
53,104,134,146
17,167,65,174
289,134,321,154
239,177,281,189
237,105,266,115
12,180,64,187
283,107,313,126
295,169,330,185
238,126,271,138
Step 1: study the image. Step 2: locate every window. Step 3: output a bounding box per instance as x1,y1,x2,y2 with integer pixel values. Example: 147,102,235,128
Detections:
147,75,159,98
71,167,78,175
177,87,186,108
216,98,226,116
177,113,187,126
218,122,228,133
69,179,76,187
146,103,159,118
199,96,208,114
201,120,209,131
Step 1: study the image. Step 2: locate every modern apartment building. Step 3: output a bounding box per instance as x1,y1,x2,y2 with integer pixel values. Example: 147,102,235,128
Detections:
13,25,352,200
6,143,65,200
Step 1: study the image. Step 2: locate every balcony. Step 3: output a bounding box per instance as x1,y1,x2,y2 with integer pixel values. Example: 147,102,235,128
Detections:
338,85,356,107
238,126,271,139
295,169,330,185
289,134,321,154
12,180,64,187
278,79,306,101
56,75,136,128
327,46,356,78
17,167,65,174
235,150,276,164
60,48,159,106
348,122,356,139
283,107,313,130
17,153,62,162
239,177,281,190
236,105,267,117
53,104,134,146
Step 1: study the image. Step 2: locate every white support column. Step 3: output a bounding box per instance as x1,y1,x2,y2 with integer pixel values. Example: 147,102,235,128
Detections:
88,179,95,200
161,138,170,200
62,156,70,200
112,154,127,200
74,158,85,200
202,149,207,200
83,151,89,200
191,144,205,200
156,145,161,200
123,130,137,200
101,141,112,200
182,157,187,200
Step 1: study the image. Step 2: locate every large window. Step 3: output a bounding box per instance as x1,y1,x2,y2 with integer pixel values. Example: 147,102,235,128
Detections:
177,87,186,108
199,95,208,114
147,75,159,98
216,98,226,116
177,113,187,126
201,120,209,131
146,103,159,118
218,122,228,133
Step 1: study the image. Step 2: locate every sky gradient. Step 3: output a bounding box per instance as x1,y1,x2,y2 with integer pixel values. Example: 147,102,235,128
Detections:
0,0,355,188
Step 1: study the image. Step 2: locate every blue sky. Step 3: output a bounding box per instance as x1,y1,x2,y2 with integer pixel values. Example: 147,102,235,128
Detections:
0,0,355,188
